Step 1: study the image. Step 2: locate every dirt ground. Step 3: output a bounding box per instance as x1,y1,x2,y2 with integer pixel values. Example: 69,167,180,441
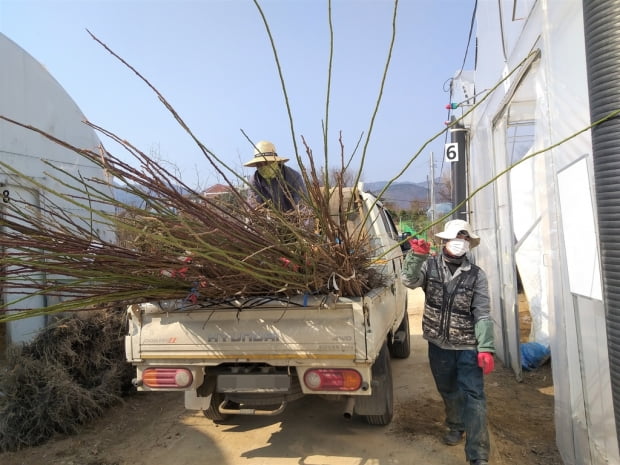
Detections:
0,289,563,465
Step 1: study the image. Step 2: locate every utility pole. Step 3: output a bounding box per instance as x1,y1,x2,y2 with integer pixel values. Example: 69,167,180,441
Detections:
449,118,468,220
429,152,435,239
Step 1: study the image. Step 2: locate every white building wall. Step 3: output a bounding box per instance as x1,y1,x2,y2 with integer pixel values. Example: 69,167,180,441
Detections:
456,1,619,464
0,33,116,344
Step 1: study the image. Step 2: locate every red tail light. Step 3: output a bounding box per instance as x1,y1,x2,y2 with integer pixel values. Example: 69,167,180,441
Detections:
303,368,362,391
142,367,193,388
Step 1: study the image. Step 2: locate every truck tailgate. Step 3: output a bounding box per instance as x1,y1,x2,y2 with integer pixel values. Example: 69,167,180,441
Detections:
127,302,367,363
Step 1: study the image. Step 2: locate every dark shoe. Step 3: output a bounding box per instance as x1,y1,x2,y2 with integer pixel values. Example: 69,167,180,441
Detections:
442,429,464,445
470,460,489,465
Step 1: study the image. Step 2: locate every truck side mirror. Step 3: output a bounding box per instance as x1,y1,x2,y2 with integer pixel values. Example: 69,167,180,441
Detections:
399,232,411,253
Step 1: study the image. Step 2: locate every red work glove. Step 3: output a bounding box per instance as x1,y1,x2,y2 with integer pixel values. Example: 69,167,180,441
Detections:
408,238,431,255
477,352,495,375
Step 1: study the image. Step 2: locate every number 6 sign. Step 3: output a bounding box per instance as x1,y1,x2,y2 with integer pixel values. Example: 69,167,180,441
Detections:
444,143,459,162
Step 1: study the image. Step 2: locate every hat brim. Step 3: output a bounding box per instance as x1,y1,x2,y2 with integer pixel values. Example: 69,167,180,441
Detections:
243,155,289,167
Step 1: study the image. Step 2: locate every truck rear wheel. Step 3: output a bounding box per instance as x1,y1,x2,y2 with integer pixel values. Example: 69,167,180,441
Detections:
203,392,234,422
388,307,411,359
361,342,394,426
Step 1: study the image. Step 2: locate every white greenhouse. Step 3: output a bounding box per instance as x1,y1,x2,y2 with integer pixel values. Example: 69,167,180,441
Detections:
447,1,620,464
0,33,116,348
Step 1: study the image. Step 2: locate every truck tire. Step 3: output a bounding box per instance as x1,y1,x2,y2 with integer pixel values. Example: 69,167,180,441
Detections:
362,342,394,426
203,392,232,422
388,308,411,359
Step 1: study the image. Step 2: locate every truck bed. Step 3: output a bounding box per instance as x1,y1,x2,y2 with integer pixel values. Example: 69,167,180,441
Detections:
126,295,372,366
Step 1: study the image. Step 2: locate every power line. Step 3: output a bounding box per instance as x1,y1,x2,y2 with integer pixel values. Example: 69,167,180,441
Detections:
440,0,478,180
452,0,478,82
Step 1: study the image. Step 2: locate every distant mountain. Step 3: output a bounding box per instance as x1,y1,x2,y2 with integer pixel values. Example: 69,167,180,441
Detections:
111,183,193,209
111,180,437,212
112,185,144,208
363,181,430,210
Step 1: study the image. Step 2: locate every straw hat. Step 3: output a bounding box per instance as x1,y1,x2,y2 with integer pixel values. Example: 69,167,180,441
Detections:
243,141,290,167
435,219,480,248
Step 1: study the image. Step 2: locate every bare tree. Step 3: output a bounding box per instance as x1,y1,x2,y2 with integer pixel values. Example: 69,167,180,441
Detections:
317,166,358,188
435,169,453,203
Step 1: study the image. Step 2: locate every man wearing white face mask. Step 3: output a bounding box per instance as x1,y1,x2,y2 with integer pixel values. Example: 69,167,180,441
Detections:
244,140,308,212
402,219,494,465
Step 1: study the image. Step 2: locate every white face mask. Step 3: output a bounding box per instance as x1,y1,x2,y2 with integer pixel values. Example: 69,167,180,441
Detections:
445,238,470,257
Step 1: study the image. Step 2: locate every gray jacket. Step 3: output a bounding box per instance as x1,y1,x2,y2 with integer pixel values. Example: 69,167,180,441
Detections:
402,250,494,352
247,165,308,212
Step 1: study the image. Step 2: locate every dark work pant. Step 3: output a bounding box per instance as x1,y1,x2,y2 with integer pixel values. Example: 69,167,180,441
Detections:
428,341,490,461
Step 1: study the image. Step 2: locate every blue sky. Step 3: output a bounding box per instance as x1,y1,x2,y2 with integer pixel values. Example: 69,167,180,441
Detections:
1,0,476,189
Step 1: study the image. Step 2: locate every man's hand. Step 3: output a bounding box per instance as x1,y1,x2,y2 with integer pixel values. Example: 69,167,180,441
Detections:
408,238,431,255
477,352,495,375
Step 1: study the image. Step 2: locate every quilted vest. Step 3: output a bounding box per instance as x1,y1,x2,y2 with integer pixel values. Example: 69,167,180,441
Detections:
422,256,480,347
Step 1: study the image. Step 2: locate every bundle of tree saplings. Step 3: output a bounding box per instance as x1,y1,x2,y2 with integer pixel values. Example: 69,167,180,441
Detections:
0,121,388,323
0,310,133,451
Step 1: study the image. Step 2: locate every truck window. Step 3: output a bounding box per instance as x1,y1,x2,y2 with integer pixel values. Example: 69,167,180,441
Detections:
378,207,399,242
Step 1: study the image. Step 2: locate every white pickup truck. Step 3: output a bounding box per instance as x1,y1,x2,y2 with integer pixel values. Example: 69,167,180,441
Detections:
125,187,410,425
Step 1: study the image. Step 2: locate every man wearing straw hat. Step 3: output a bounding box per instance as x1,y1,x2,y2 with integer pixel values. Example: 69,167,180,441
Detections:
244,140,308,212
402,219,495,465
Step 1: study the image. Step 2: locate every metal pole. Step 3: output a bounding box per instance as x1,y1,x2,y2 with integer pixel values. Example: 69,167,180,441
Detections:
450,122,468,220
430,152,435,239
583,0,620,447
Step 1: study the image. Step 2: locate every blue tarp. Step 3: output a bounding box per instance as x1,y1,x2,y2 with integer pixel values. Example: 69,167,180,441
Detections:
520,342,551,371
